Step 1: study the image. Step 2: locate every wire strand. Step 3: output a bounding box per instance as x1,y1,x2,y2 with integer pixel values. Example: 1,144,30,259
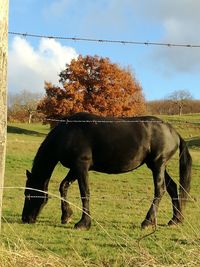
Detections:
8,31,200,48
44,117,200,124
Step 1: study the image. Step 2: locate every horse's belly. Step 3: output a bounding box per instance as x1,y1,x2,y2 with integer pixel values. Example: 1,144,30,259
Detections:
92,156,144,174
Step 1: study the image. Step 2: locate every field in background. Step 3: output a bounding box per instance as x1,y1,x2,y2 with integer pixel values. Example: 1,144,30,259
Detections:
1,114,200,266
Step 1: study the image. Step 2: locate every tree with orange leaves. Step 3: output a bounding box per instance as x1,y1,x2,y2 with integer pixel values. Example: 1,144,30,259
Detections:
38,55,146,124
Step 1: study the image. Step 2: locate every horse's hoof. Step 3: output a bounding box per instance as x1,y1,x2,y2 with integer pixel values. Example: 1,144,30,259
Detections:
168,218,183,226
61,209,73,224
61,217,72,224
141,219,155,229
74,219,91,230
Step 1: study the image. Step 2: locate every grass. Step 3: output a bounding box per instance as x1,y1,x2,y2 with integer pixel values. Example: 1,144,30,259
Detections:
1,115,200,266
159,113,200,141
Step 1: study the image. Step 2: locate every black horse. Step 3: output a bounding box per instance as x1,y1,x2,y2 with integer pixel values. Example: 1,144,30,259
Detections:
22,112,192,229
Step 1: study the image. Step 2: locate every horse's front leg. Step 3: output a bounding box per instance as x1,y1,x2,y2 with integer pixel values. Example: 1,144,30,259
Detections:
59,170,76,224
74,162,91,230
141,163,166,229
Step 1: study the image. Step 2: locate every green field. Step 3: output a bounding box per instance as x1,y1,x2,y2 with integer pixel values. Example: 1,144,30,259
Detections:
1,114,200,266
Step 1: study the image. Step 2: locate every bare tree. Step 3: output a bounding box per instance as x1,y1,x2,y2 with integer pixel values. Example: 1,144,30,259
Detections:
167,90,193,116
8,90,43,123
147,99,200,115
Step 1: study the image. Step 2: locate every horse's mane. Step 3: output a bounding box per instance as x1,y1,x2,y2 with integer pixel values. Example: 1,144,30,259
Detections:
31,126,61,176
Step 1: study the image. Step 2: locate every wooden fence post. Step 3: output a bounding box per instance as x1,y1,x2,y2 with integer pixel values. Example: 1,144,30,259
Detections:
0,0,9,231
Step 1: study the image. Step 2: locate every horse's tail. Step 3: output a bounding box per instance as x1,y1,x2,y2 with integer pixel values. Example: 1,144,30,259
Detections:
179,136,192,210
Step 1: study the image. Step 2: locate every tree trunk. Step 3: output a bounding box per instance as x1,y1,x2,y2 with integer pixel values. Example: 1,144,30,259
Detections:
28,112,33,124
179,103,183,116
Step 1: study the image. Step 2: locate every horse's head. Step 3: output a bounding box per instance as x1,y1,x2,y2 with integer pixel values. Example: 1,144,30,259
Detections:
22,170,48,223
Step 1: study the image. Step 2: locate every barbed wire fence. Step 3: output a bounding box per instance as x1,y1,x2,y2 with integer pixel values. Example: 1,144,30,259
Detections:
8,30,200,123
3,29,200,264
1,182,200,260
6,29,200,197
6,28,200,208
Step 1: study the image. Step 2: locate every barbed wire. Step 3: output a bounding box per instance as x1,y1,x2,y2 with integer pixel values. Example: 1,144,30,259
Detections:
45,118,164,124
17,108,200,124
8,31,200,48
2,186,199,202
43,117,200,124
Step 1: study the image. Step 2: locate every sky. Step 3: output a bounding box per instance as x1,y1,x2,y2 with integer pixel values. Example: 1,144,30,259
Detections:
8,0,200,100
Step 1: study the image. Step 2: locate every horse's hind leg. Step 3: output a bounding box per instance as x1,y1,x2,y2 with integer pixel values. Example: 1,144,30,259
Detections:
165,171,183,226
74,161,91,230
141,162,166,229
59,170,76,224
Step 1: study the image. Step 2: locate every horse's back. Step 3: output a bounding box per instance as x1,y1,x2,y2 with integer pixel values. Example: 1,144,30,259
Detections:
54,113,180,173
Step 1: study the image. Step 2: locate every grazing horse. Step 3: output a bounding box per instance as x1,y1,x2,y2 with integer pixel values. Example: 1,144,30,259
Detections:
22,112,192,229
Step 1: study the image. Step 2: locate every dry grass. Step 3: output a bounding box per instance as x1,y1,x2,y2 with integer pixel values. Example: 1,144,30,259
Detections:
1,234,200,267
0,243,65,267
1,248,199,267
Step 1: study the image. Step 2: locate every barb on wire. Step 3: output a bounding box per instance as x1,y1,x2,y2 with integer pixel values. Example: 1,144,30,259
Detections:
8,31,200,48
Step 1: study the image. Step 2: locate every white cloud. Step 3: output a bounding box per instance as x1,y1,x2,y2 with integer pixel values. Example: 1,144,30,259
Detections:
134,1,200,74
8,36,78,94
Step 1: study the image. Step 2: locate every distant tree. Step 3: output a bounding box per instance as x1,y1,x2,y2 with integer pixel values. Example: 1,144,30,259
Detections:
38,55,146,125
8,90,43,123
147,100,174,115
167,90,193,116
147,99,200,115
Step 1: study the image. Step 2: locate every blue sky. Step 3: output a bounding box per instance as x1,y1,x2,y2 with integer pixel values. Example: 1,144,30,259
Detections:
8,0,200,100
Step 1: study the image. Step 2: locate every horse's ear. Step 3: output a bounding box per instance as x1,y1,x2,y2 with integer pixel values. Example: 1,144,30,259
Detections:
26,170,32,180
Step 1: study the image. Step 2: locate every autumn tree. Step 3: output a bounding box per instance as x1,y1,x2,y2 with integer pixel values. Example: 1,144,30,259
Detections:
38,55,146,124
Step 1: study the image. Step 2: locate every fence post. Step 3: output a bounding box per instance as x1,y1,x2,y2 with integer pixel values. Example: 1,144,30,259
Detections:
0,0,9,232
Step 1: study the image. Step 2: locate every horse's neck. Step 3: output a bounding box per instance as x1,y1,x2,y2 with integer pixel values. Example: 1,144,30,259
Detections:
31,140,58,188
